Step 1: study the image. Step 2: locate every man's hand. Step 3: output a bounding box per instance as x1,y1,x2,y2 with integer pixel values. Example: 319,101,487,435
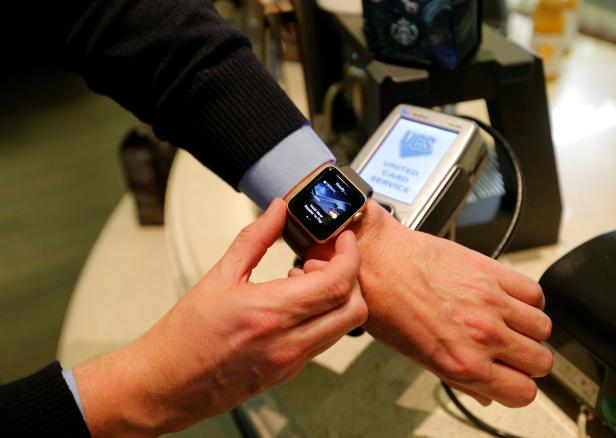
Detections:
307,200,553,408
73,199,367,437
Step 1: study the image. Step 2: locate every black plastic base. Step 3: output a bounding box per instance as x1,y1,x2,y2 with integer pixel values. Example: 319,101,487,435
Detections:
329,16,562,253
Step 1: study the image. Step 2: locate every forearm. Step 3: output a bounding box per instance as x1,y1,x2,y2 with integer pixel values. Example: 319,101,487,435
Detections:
73,346,161,437
308,199,415,313
59,0,306,187
74,338,199,437
347,201,432,358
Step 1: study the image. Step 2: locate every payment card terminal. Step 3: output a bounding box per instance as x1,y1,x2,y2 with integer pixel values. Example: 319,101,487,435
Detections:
351,105,487,235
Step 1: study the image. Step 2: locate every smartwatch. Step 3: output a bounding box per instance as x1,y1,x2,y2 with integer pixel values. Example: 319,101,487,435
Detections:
284,165,373,257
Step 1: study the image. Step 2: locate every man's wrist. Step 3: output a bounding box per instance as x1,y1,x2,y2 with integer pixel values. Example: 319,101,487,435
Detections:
239,125,335,210
61,368,85,417
305,199,405,300
347,200,392,270
346,200,428,342
73,344,172,437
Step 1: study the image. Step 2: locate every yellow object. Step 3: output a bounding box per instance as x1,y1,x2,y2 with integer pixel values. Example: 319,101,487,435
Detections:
564,0,580,8
532,0,567,80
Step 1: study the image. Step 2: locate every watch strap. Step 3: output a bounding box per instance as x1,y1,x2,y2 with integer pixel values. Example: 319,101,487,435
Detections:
283,216,315,258
283,166,372,258
340,166,373,199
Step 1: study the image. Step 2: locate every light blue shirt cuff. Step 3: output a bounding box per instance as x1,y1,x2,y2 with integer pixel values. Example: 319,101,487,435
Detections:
239,125,335,210
62,367,85,418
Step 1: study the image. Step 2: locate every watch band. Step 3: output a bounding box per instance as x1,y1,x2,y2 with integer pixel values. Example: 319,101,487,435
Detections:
339,165,373,197
283,216,315,258
283,166,372,258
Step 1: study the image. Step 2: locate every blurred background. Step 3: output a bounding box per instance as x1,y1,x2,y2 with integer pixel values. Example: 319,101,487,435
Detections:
0,36,134,382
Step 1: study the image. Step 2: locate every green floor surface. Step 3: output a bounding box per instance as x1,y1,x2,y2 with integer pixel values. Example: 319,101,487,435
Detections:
0,65,133,382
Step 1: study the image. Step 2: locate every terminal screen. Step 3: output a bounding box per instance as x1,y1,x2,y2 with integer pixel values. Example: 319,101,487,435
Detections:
359,118,458,205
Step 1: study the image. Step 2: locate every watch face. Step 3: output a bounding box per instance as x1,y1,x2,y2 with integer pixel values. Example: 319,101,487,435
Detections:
288,167,366,241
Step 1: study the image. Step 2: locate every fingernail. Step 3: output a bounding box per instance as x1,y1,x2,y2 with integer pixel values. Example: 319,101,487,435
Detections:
344,230,356,242
264,198,281,215
336,230,356,248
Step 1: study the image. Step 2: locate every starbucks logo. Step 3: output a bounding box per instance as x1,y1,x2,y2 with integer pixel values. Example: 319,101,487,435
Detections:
390,18,419,46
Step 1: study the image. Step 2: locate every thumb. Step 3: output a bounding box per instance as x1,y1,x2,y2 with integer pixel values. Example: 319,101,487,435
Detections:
215,198,287,285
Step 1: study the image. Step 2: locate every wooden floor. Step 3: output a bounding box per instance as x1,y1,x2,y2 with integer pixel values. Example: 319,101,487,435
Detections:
0,64,134,382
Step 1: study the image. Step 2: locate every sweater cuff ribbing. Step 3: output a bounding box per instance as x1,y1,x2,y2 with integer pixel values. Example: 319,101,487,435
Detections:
0,361,90,436
159,46,308,188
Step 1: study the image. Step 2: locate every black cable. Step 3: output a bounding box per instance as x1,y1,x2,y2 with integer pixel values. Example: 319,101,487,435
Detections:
461,116,526,260
230,407,261,438
440,115,527,438
442,382,525,438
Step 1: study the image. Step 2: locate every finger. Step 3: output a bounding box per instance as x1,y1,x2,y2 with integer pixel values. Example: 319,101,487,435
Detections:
477,362,538,407
301,324,357,366
302,258,328,273
263,231,361,324
216,198,287,284
503,296,552,341
444,381,492,406
288,267,305,278
496,331,553,377
292,282,368,355
322,230,361,281
497,267,545,309
264,284,366,385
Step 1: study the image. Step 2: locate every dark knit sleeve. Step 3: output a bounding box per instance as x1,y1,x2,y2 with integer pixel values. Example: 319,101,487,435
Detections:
57,0,307,188
0,362,90,437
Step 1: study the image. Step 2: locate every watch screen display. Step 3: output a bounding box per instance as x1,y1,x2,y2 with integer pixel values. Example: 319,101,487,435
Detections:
288,167,366,241
359,118,458,205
